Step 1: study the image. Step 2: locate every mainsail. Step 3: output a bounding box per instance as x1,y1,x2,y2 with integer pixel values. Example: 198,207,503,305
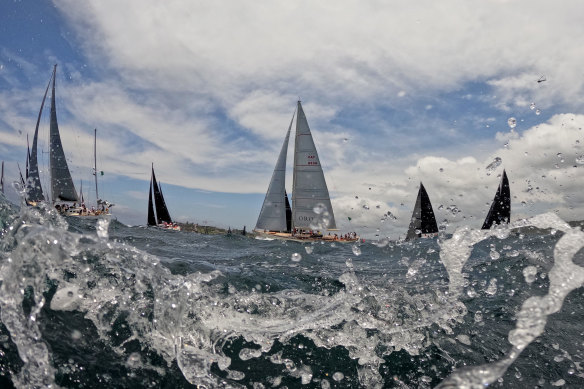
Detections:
255,112,294,232
482,170,511,229
49,65,78,202
26,72,52,203
291,101,336,230
148,165,173,225
406,182,439,240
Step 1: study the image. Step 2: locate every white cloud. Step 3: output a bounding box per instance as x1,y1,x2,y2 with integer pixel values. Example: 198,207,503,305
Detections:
3,1,584,233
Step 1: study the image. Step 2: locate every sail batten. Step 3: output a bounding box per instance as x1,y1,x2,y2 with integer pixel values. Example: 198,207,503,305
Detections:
291,101,336,231
482,170,511,229
49,64,78,202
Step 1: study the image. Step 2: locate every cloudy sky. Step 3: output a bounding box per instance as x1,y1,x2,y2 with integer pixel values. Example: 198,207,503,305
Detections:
1,0,584,238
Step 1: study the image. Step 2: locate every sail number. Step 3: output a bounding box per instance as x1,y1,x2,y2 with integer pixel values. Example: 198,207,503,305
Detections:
307,155,318,166
298,216,314,221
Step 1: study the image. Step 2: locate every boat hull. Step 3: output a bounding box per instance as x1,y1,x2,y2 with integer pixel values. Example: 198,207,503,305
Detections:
254,231,359,243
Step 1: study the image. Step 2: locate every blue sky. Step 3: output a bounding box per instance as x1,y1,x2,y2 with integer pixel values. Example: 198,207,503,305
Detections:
1,0,584,238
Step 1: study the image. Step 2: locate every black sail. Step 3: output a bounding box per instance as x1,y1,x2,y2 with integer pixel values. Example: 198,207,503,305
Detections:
147,175,156,226
26,74,52,204
49,65,78,202
482,170,511,229
406,182,439,240
150,165,172,224
284,190,292,233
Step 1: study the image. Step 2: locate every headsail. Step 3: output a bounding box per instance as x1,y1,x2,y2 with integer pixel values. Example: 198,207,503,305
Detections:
150,165,172,224
291,101,336,230
255,111,294,232
406,182,438,240
481,170,511,229
49,65,78,202
26,72,52,203
147,170,156,226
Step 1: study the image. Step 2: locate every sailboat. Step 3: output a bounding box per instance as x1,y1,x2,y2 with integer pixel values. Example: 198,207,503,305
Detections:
481,169,510,229
1,161,4,195
147,164,180,231
26,64,112,217
405,182,439,240
255,101,358,242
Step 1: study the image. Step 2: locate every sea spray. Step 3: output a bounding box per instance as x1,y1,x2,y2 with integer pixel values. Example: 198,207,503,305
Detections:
1,195,584,387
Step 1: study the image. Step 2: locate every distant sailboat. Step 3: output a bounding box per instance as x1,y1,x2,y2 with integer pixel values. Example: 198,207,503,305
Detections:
1,161,4,195
482,170,510,229
255,101,357,242
26,65,112,217
147,164,180,230
405,182,439,240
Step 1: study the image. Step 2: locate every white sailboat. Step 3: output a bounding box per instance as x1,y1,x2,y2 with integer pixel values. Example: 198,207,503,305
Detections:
26,65,113,217
255,101,358,242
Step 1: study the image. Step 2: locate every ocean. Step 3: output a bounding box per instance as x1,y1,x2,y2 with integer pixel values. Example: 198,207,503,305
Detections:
1,194,584,388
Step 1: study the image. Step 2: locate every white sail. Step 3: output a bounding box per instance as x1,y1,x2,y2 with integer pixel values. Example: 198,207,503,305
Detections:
291,101,336,230
255,112,294,232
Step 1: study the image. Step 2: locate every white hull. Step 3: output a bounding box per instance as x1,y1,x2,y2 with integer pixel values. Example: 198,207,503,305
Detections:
254,231,359,243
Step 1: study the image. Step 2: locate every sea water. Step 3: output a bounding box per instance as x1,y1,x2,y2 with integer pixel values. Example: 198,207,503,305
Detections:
1,194,584,388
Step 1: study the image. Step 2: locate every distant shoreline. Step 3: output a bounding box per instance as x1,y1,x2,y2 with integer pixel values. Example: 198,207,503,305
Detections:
176,221,251,236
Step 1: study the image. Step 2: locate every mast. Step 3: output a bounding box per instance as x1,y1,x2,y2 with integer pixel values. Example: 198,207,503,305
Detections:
94,128,99,202
49,64,78,202
255,110,295,232
291,101,336,231
0,161,4,194
482,170,511,229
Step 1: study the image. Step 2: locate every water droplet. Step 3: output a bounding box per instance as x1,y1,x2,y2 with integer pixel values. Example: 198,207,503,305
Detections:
96,218,110,240
362,204,370,210
523,266,537,283
313,203,327,215
474,311,483,323
489,249,500,260
352,245,361,256
126,352,142,369
485,278,497,295
535,109,541,115
71,330,82,340
439,168,444,172
304,246,313,254
576,155,584,164
486,157,502,173
530,102,536,110
507,117,517,129
332,372,344,381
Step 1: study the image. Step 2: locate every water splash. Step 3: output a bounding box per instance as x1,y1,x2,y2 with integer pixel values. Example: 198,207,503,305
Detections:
2,197,583,388
486,157,502,173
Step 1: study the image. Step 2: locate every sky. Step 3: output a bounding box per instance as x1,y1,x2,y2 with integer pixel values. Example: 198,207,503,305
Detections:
1,0,584,239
